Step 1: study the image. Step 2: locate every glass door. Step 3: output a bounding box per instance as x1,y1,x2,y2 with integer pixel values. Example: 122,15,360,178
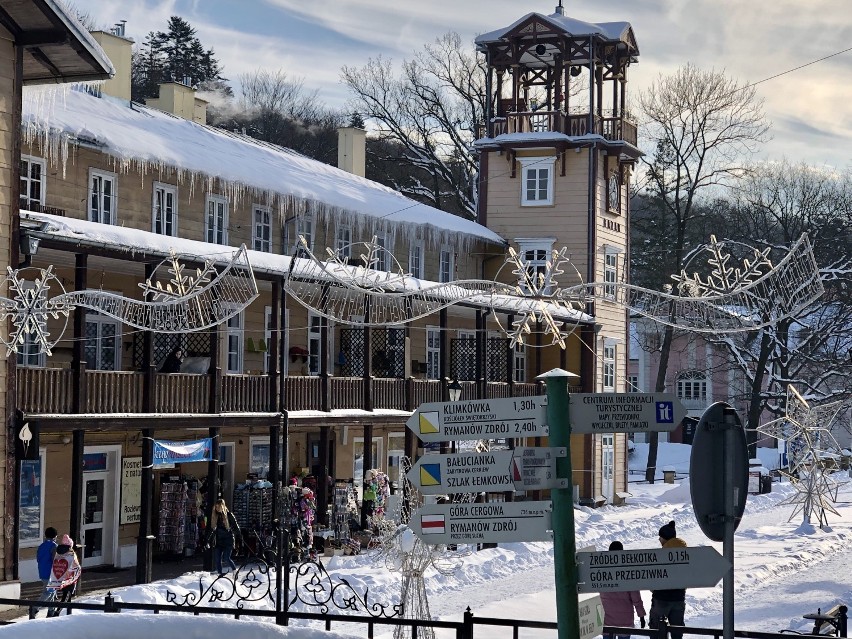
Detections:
601,435,614,501
81,473,107,566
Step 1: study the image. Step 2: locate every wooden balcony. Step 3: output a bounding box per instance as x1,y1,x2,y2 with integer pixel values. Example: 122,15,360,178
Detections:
487,111,637,146
17,368,564,416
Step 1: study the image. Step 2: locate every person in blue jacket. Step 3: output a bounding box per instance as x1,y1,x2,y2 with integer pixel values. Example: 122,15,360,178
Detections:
36,526,58,615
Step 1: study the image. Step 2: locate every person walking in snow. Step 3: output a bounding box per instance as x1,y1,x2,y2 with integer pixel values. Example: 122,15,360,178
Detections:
205,498,241,575
46,534,82,617
35,526,58,616
600,541,646,639
649,521,688,639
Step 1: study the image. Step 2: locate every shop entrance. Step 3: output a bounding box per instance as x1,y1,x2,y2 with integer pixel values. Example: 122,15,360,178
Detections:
80,447,119,567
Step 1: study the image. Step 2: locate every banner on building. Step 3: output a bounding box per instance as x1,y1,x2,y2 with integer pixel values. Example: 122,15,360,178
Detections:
121,457,143,525
153,438,213,468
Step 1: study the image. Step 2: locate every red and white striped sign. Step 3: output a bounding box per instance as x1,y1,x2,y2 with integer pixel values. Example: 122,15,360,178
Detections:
420,514,446,534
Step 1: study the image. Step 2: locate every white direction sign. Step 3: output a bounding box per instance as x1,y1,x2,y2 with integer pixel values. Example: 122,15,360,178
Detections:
410,500,552,545
407,447,567,494
578,594,605,639
406,396,548,443
570,393,687,434
576,546,731,593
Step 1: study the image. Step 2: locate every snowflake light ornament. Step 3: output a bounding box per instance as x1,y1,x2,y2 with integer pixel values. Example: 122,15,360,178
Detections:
758,385,848,527
0,245,258,356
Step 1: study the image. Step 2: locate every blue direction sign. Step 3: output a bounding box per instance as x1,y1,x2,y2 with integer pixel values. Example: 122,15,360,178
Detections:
406,447,567,494
410,500,553,545
569,393,687,434
406,396,548,443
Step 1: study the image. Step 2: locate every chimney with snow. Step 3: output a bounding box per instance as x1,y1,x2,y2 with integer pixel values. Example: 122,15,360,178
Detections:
146,82,208,124
337,126,366,177
91,28,133,101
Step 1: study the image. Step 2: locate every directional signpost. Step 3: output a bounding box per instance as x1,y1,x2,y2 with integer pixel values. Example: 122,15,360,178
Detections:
569,393,686,434
408,500,552,545
405,396,548,442
576,546,731,593
406,447,567,494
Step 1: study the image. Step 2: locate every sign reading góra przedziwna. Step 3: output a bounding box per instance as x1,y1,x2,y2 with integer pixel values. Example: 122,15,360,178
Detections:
405,396,548,442
576,546,730,593
569,393,686,434
410,500,552,545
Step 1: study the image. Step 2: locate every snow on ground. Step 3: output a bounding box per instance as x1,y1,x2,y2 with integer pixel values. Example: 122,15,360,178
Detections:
7,443,852,639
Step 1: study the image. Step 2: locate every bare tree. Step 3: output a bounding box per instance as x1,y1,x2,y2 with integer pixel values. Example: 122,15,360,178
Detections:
636,63,770,482
342,32,486,218
239,69,322,122
709,161,852,446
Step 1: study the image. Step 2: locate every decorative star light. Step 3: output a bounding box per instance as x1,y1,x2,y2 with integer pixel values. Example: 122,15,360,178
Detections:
758,385,848,527
1,245,258,356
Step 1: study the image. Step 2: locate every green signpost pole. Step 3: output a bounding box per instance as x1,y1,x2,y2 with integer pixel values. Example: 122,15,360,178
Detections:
539,368,580,639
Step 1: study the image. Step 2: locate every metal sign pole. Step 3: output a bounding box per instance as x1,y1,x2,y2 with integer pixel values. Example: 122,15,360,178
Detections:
540,369,580,639
723,408,737,639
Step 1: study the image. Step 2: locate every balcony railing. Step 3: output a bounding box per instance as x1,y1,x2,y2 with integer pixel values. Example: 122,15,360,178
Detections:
487,111,637,146
17,368,570,416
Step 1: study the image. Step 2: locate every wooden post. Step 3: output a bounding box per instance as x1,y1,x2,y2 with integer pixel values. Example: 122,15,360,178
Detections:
360,424,373,530
204,426,220,572
317,425,330,526
71,253,88,413
269,277,282,412
135,428,154,584
69,430,84,548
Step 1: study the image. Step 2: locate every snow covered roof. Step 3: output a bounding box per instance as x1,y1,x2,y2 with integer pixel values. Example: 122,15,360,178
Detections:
24,211,591,324
21,87,505,248
475,12,636,51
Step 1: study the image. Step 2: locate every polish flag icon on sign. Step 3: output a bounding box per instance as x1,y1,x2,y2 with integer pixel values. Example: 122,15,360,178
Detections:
420,513,446,534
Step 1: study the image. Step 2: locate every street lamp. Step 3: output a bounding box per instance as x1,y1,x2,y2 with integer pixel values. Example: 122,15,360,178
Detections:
448,379,463,402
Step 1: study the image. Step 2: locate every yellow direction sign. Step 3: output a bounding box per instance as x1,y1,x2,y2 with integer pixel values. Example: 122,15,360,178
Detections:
406,396,548,442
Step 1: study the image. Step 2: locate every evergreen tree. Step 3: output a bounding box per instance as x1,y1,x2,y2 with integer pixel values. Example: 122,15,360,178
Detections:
131,16,224,102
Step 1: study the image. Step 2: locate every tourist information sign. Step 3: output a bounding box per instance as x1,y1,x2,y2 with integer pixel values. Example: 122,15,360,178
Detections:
578,594,605,639
406,396,548,442
406,447,567,494
410,500,552,545
569,393,687,434
576,546,731,593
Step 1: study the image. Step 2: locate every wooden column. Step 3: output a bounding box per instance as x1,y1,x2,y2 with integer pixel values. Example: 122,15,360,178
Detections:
269,277,282,412
439,308,449,401
320,285,331,412
270,420,280,522
69,430,84,549
475,310,485,400
317,425,330,526
279,282,288,409
135,428,154,584
363,298,372,411
208,325,222,413
71,253,88,413
203,426,220,572
142,264,156,413
360,424,374,530
506,313,516,395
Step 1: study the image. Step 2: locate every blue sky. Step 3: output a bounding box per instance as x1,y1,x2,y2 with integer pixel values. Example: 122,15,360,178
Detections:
72,0,852,170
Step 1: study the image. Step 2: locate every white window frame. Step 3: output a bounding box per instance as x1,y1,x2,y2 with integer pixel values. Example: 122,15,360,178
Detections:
152,181,178,236
205,194,228,245
628,375,640,392
375,232,392,272
249,436,283,480
225,310,244,373
264,306,273,374
676,372,708,402
426,326,441,380
387,433,406,486
85,312,121,371
89,168,117,224
353,437,384,498
252,204,272,252
409,240,425,279
602,343,616,391
20,155,46,211
513,342,527,383
19,447,47,547
439,245,454,283
335,222,352,260
603,248,621,300
307,311,334,376
515,238,555,294
519,156,556,206
296,214,314,252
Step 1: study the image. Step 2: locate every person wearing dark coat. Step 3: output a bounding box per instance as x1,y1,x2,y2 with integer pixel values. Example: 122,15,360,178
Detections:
160,347,184,373
649,521,688,639
205,498,241,575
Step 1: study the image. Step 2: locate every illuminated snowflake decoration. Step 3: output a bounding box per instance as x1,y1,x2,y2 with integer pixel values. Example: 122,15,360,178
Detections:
0,265,72,356
758,385,848,528
496,246,585,348
371,457,471,639
287,233,823,349
1,245,259,356
672,235,773,296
